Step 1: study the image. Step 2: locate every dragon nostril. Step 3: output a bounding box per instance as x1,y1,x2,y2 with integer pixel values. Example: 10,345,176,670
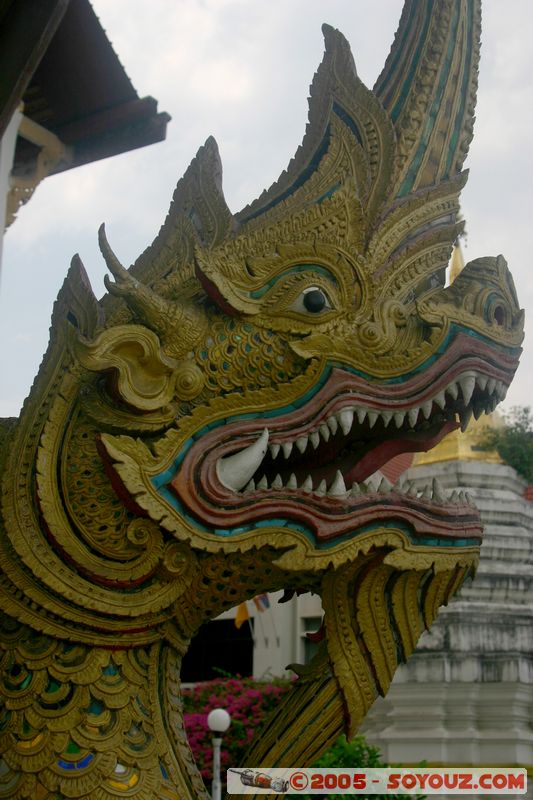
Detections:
493,305,506,327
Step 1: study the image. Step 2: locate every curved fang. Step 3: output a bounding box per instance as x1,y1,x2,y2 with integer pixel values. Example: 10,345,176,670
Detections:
216,429,269,492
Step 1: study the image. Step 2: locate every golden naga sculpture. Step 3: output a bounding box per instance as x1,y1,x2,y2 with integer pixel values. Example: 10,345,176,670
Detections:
0,2,524,798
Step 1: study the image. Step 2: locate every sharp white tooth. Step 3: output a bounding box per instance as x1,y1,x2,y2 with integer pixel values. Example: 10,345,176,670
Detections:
406,481,418,497
408,408,419,427
327,416,338,435
459,374,476,406
356,408,367,425
434,391,446,410
446,382,458,401
269,443,280,459
296,435,308,454
315,479,327,496
350,482,363,496
328,470,347,496
421,401,432,420
381,410,393,427
473,402,484,420
310,431,320,449
338,409,354,435
365,472,380,492
450,490,461,504
367,410,378,428
287,473,298,489
272,474,283,489
458,490,468,504
487,377,496,395
282,442,293,459
378,477,393,493
495,380,506,400
477,375,488,391
421,484,432,500
319,423,330,442
460,406,473,432
465,491,475,507
244,479,255,492
432,478,446,503
301,475,313,492
216,428,269,492
257,475,268,490
393,477,406,493
394,411,405,428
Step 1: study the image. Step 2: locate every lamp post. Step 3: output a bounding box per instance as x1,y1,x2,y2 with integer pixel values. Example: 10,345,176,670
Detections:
207,708,231,800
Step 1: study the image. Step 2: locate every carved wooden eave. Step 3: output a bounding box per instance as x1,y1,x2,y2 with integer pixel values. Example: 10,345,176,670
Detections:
0,0,170,227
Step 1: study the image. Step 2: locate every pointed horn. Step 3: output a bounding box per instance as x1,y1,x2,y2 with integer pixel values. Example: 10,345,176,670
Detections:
98,224,208,358
99,223,135,296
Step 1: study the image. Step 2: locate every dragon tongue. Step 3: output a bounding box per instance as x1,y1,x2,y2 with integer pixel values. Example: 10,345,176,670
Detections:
216,429,269,491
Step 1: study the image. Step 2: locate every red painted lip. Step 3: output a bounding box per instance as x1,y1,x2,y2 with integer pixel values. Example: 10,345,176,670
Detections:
164,333,517,543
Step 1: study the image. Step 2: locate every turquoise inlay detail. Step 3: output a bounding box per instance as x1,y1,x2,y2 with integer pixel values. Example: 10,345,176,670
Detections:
20,673,32,690
255,519,288,528
239,126,332,223
333,103,363,146
376,2,415,97
390,1,433,122
316,183,340,205
152,439,195,489
398,4,460,196
102,663,119,677
89,699,105,715
249,264,337,299
483,292,504,325
160,487,211,533
314,519,478,550
445,3,474,177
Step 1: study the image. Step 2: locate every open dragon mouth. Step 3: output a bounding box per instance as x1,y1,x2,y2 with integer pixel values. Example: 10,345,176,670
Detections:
208,369,505,497
165,350,512,544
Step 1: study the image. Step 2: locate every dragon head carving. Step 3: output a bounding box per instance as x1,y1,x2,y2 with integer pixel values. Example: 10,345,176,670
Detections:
0,3,523,798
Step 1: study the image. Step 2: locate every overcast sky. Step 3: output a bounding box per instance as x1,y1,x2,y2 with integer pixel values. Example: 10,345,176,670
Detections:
1,0,532,418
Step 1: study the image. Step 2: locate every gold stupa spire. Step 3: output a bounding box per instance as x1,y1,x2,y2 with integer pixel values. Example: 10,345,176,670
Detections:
450,241,465,284
414,412,503,467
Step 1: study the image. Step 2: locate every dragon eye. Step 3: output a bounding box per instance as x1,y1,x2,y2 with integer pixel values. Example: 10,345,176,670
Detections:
291,286,332,315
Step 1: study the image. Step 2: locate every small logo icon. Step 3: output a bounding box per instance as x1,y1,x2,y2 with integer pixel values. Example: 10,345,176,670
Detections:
290,771,309,790
228,769,289,793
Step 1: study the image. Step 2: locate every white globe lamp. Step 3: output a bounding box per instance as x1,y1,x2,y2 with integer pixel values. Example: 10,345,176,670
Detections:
207,708,231,734
207,708,231,800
